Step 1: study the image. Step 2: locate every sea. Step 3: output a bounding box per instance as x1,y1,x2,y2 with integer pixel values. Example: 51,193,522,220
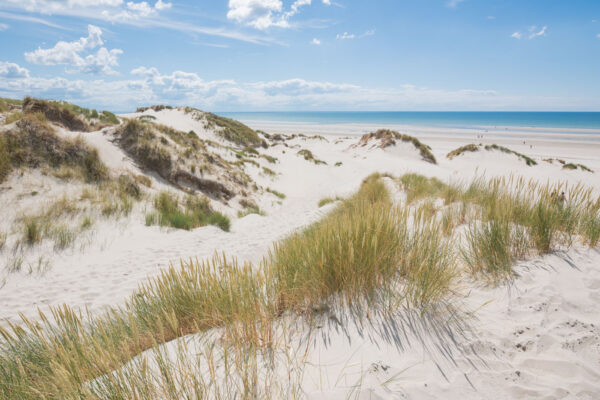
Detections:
217,112,600,130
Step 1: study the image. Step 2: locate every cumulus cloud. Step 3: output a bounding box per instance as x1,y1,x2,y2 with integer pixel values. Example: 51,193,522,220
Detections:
311,38,321,45
511,32,522,39
227,0,312,30
24,25,123,75
322,0,330,4
0,61,30,78
4,62,593,111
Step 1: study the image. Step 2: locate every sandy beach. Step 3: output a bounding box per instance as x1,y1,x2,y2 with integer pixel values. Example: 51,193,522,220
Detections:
1,102,599,398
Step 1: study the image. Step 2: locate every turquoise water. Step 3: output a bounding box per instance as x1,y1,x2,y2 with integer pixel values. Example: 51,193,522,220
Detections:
217,112,600,130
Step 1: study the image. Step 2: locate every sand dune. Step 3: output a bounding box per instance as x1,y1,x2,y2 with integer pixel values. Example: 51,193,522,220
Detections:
1,105,599,398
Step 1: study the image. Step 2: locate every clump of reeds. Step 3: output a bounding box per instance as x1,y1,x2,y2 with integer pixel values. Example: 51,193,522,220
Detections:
0,173,461,398
146,192,231,231
297,149,327,165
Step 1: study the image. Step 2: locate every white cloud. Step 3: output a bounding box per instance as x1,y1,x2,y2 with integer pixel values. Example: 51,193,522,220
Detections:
0,23,8,31
528,25,547,39
336,32,355,40
0,61,30,78
24,25,123,75
511,32,522,39
336,30,374,40
311,38,321,45
322,0,330,4
154,0,171,10
596,33,600,39
227,0,312,30
1,0,171,23
487,16,495,20
2,62,598,111
361,29,375,37
446,0,465,8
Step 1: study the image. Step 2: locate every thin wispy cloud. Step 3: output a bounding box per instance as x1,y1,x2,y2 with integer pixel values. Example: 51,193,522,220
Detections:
446,0,465,8
0,2,269,45
336,29,375,40
528,25,547,39
511,26,547,40
336,32,355,40
311,38,321,45
0,11,69,30
0,23,8,31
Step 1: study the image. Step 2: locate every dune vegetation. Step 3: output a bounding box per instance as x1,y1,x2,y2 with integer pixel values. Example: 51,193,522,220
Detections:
446,143,537,166
202,112,265,148
145,192,231,231
358,129,437,164
0,114,108,184
0,169,598,398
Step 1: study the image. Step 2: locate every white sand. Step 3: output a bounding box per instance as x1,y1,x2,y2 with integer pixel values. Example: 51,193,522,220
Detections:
1,110,600,398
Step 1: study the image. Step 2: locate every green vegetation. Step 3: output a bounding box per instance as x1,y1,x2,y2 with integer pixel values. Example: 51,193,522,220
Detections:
446,143,537,166
237,204,265,217
318,196,343,207
0,173,460,399
563,163,593,172
0,115,108,184
360,129,437,164
484,144,537,166
297,149,327,165
116,119,238,201
146,192,231,231
334,161,343,167
262,166,276,176
260,154,278,164
400,174,600,279
205,112,263,147
266,187,286,199
0,171,597,398
446,144,480,159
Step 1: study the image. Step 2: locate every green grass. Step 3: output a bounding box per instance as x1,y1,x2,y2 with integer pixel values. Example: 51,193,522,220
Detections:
238,206,265,218
362,130,437,164
260,154,278,164
147,192,231,232
0,173,460,398
484,144,537,166
0,115,108,184
461,216,528,279
563,163,593,172
23,218,42,246
266,187,286,199
297,149,327,165
446,144,480,159
205,113,263,147
262,167,276,176
446,144,537,166
318,196,342,207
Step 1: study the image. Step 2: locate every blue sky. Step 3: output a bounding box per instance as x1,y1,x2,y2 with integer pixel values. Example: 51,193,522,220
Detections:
0,0,599,111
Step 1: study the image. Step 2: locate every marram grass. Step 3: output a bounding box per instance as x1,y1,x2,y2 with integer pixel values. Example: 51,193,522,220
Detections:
0,173,458,399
